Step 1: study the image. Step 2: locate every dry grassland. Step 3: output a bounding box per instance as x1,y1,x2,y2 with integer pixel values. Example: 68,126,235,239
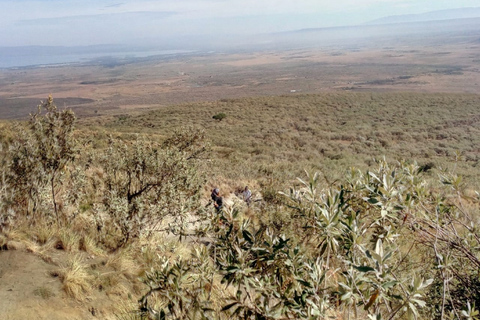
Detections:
0,42,479,119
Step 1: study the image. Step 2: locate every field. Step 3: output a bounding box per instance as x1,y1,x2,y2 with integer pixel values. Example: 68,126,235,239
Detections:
1,24,480,320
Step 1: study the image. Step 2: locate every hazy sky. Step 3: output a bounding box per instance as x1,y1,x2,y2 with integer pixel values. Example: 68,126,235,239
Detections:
1,0,479,46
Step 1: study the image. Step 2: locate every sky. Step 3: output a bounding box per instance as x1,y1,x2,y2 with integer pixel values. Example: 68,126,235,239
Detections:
1,0,480,47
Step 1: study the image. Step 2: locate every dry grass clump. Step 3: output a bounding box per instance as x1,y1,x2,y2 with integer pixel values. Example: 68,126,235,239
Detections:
31,223,56,245
113,300,144,320
79,234,104,256
0,233,7,248
104,248,141,277
56,254,93,301
135,236,193,274
55,229,81,252
1,229,29,250
2,228,26,243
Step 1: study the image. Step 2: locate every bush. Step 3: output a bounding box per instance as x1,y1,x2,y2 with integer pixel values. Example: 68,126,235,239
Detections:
5,96,76,225
139,160,480,319
212,113,226,121
100,128,207,248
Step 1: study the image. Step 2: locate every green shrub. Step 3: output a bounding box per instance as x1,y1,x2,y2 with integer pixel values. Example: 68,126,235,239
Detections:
138,160,480,319
6,96,76,225
99,128,207,248
212,113,226,121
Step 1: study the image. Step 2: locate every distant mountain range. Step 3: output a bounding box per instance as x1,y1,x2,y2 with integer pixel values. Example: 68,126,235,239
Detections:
366,7,480,25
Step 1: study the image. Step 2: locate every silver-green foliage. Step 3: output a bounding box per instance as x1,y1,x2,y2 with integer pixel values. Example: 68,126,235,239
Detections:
6,96,76,224
283,159,479,319
139,159,479,320
100,128,206,247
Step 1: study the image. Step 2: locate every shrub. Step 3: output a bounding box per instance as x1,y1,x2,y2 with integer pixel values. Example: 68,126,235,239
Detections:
212,113,226,121
5,96,76,225
100,128,207,248
139,160,480,319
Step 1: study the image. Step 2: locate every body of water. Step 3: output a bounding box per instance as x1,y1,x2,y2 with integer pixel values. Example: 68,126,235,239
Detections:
0,48,194,69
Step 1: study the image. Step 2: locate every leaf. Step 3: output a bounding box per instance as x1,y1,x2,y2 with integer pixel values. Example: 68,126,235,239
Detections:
381,281,398,289
295,278,313,288
369,172,380,181
221,301,239,311
408,302,419,317
364,289,380,310
375,239,384,259
243,230,253,244
411,299,426,308
341,292,352,301
354,265,375,273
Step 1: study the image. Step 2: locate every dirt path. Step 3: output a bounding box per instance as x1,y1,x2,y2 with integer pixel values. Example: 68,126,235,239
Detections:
0,250,93,320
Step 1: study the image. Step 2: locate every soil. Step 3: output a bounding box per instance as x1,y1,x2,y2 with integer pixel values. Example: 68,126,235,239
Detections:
0,250,93,320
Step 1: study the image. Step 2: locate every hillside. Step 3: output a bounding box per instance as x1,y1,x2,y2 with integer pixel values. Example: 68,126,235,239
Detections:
0,91,479,319
92,92,480,188
367,7,480,25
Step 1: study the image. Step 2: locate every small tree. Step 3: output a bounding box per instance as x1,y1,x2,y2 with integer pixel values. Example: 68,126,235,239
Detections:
7,96,76,224
212,113,226,121
101,128,207,248
30,96,76,224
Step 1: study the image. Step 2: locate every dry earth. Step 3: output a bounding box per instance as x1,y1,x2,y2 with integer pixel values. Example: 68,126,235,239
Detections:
0,250,91,320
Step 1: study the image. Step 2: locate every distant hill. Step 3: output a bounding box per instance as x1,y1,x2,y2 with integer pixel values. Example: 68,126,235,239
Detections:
366,7,480,25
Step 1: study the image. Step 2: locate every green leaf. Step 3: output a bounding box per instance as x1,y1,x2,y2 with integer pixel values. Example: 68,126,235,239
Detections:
243,230,253,244
221,301,239,311
381,281,398,289
341,292,352,300
354,265,375,273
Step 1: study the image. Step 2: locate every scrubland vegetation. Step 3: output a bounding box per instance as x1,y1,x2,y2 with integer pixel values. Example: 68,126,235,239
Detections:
0,92,479,319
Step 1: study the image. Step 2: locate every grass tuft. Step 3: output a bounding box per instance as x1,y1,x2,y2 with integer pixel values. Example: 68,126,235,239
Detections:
57,254,93,301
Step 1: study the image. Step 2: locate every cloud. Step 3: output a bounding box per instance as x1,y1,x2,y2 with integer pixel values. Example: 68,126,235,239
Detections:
104,3,126,8
16,11,177,27
1,0,479,46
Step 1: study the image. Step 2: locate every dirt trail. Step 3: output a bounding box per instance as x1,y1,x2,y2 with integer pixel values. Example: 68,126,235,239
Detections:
0,250,93,320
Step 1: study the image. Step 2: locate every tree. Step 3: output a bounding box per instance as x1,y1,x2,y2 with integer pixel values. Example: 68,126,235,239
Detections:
100,128,207,248
7,96,76,224
30,96,76,224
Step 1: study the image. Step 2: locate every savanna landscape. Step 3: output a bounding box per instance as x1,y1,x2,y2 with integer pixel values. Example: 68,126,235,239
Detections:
1,16,480,320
